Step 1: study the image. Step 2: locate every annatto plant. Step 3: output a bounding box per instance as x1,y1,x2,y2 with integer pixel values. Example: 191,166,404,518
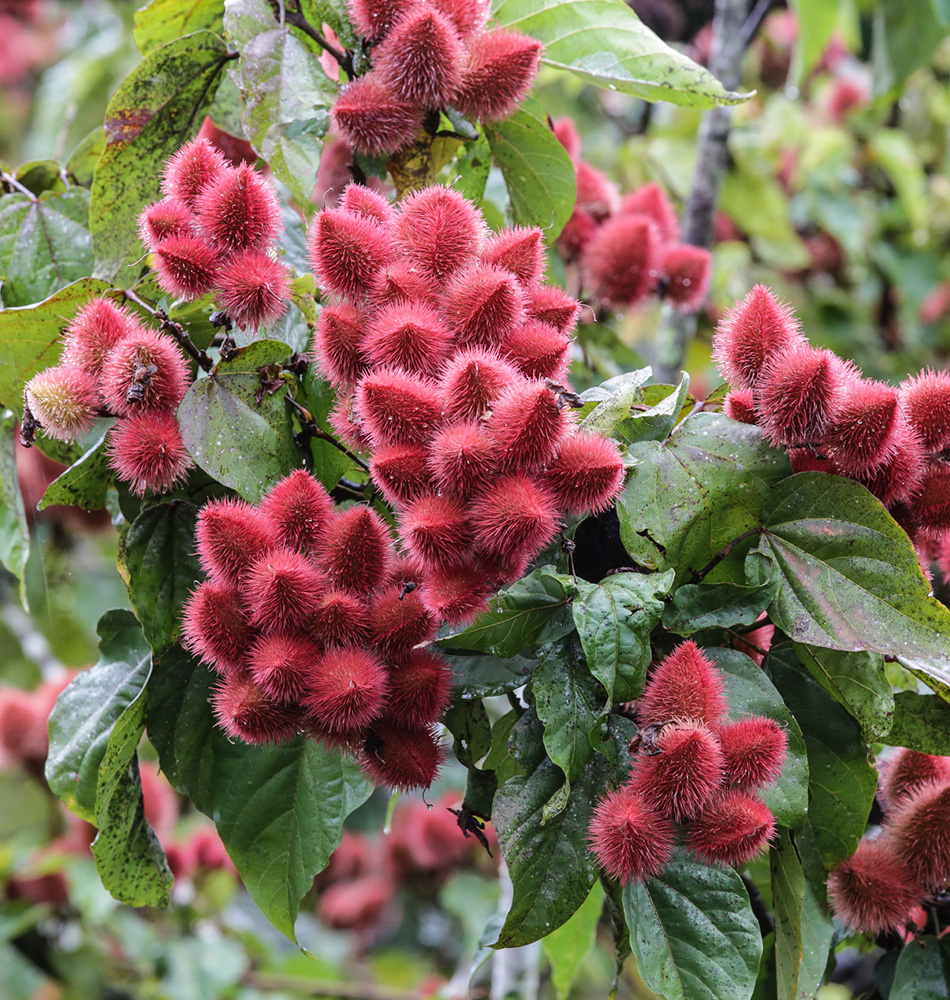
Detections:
3,0,950,997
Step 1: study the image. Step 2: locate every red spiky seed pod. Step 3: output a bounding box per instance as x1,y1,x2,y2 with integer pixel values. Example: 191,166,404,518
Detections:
243,548,328,632
314,303,368,387
912,464,950,534
821,379,901,475
439,347,521,422
620,182,680,243
309,205,396,299
544,431,626,515
374,6,463,107
329,394,374,453
346,0,403,41
417,563,495,625
431,0,489,36
369,442,431,506
61,297,139,379
152,234,220,299
194,163,282,254
24,365,99,442
553,117,582,160
556,208,598,263
364,300,453,375
331,74,425,157
196,115,258,167
398,494,473,569
181,580,255,675
503,320,571,381
160,137,228,208
827,839,922,935
247,633,321,704
99,330,191,416
525,283,581,334
317,504,394,594
211,675,301,744
888,780,950,889
582,214,662,309
355,368,443,447
370,260,437,309
588,784,675,884
195,496,277,584
851,418,928,507
395,186,484,280
470,472,559,561
575,161,619,221
723,388,758,425
687,789,775,866
454,28,542,122
385,650,453,726
303,646,389,733
368,584,437,656
717,717,787,791
631,721,725,820
661,244,712,313
712,285,805,391
138,197,194,251
359,721,447,790
106,410,194,496
215,249,291,330
312,588,371,647
260,469,335,557
487,380,572,471
637,640,728,728
900,369,950,454
339,183,396,225
428,421,494,497
481,227,545,287
879,749,950,812
388,553,426,589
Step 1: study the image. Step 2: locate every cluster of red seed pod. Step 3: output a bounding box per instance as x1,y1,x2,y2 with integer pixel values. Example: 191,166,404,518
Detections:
138,137,291,330
714,285,950,577
307,182,627,624
827,748,950,936
22,295,195,496
588,641,786,884
181,469,454,791
333,0,541,158
552,118,712,314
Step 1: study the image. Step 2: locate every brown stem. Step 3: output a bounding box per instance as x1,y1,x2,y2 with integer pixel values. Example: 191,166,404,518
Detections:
122,288,214,372
690,526,763,583
270,0,352,75
286,397,370,472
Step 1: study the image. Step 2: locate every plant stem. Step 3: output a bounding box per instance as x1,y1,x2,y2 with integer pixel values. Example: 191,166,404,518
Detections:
286,397,370,472
691,526,763,583
121,288,214,373
271,0,353,77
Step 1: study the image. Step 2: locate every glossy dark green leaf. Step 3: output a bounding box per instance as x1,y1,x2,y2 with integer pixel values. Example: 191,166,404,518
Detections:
579,367,652,437
662,575,778,636
890,935,950,999
90,32,230,283
444,696,492,769
623,851,761,1000
0,411,29,585
38,433,111,512
573,569,673,703
887,691,950,754
134,0,224,54
541,881,605,1000
443,651,534,698
493,0,751,107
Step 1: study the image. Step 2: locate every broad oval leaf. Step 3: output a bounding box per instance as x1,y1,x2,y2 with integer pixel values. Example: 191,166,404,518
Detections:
887,691,950,754
578,367,652,437
444,651,534,698
134,0,224,55
890,935,950,1000
541,880,605,1000
39,432,112,512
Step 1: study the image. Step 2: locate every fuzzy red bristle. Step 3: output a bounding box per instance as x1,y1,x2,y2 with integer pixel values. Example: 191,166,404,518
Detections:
368,584,437,656
369,442,431,506
370,260,437,309
317,504,394,594
575,161,619,222
385,649,453,726
717,717,787,791
359,721,447,790
355,368,443,447
470,472,559,561
820,379,901,474
99,330,191,416
211,675,301,744
194,163,282,254
552,117,582,160
243,548,328,632
912,464,950,533
556,208,598,263
314,303,368,387
430,0,489,36
373,6,463,107
24,365,99,443
850,418,927,507
524,283,581,334
328,394,374,453
712,285,805,391
215,249,291,330
888,779,950,890
303,646,390,734
661,244,712,313
454,28,542,122
160,137,228,209
308,206,396,299
637,640,728,728
311,588,371,647
481,227,545,287
194,496,277,584
620,182,680,243
152,234,220,299
181,580,255,675
723,389,758,425
544,431,626,515
686,789,775,866
196,116,257,168
364,299,453,375
879,749,950,812
247,632,321,704
827,839,923,935
395,186,484,280
427,420,494,497
259,469,335,557
107,410,194,496
417,563,495,625
582,213,662,309
631,721,724,820
339,183,396,225
588,784,675,885
61,297,139,379
331,74,425,157
900,369,950,454
346,0,404,41
439,346,520,422
398,494,473,569
138,197,194,251
388,553,426,589
503,320,571,381
486,379,572,472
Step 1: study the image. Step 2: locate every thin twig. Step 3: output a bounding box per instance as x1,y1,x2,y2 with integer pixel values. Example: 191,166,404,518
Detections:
122,288,214,372
690,526,763,583
270,0,352,75
1,171,37,199
286,397,370,472
740,0,775,51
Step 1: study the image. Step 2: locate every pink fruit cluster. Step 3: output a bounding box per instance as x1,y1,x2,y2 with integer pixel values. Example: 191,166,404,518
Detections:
22,295,195,496
588,641,786,884
713,285,950,577
138,137,291,330
181,469,453,791
333,0,541,157
827,748,950,936
553,118,712,314
307,183,627,624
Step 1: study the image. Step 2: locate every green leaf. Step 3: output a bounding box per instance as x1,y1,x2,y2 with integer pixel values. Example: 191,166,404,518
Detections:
623,852,761,1000
46,610,152,823
887,691,950,754
579,367,652,437
541,880,605,1000
66,127,107,188
662,576,778,636
872,0,947,96
299,0,357,46
0,411,29,586
756,472,950,663
444,696,492,769
38,433,112,512
493,0,751,107
625,371,691,443
0,190,92,307
90,32,230,283
147,645,374,939
484,94,576,239
135,0,224,55
788,0,840,84
450,132,493,205
224,0,336,207
443,651,534,698
890,935,950,1000
573,569,673,703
